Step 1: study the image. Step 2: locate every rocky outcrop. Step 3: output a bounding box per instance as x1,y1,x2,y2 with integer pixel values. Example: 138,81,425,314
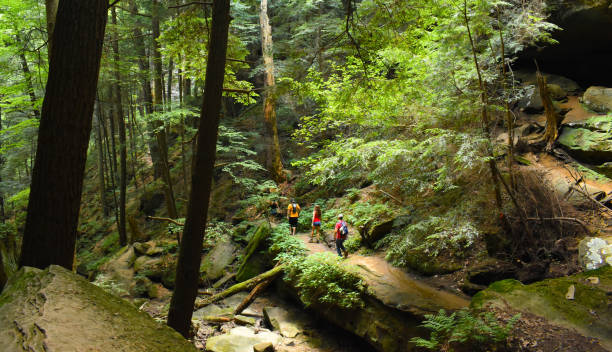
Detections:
359,214,412,246
583,86,612,113
472,266,612,350
0,265,197,352
200,235,236,283
558,115,612,165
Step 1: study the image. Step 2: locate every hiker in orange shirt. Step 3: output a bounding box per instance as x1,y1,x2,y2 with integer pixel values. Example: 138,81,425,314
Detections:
287,198,301,236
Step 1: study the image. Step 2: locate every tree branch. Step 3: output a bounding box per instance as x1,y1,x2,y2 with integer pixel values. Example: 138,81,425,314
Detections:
146,216,184,226
168,1,212,9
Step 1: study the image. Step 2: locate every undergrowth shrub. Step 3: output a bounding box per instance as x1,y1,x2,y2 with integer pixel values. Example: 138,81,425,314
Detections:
383,215,480,268
269,223,307,262
411,308,520,351
285,252,365,309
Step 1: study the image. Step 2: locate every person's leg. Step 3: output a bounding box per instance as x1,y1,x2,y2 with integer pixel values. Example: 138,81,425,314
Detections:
339,239,348,258
335,239,343,257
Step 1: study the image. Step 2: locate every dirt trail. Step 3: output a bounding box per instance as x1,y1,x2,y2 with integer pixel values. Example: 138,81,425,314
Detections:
296,233,469,313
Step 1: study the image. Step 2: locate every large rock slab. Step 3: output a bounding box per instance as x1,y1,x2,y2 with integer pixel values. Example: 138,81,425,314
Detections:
200,235,235,283
263,306,305,338
558,115,612,164
205,326,281,352
0,265,197,352
583,86,612,113
472,266,612,351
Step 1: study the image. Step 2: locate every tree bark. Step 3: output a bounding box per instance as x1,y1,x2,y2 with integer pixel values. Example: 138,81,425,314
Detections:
111,7,128,246
45,0,59,59
537,71,563,152
166,0,231,337
259,0,284,183
19,0,108,270
153,0,178,219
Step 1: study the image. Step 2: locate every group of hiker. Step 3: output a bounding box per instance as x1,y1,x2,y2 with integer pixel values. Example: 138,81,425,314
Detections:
273,198,349,258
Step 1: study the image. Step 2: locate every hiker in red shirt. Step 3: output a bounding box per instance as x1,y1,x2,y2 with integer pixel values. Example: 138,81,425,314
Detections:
334,214,348,258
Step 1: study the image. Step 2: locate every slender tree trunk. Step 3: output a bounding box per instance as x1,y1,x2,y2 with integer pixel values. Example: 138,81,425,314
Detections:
497,10,515,190
167,0,231,336
0,104,4,222
94,102,109,216
167,59,174,109
19,52,40,118
130,0,164,179
259,0,284,183
45,0,59,59
111,7,128,246
107,88,119,184
19,0,108,270
127,94,140,189
153,0,178,219
462,0,502,210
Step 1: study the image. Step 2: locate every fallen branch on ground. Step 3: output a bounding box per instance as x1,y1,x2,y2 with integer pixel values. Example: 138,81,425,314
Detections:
195,264,285,309
234,264,281,315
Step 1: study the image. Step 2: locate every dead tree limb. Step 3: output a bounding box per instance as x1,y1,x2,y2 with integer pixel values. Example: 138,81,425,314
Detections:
146,216,184,226
168,1,212,9
195,264,285,309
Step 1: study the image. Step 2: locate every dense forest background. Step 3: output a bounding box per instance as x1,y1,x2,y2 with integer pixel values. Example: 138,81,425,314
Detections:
0,0,611,351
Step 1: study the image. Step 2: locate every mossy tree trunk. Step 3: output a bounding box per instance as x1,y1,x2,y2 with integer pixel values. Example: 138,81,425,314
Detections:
537,71,563,152
167,0,231,337
19,0,108,270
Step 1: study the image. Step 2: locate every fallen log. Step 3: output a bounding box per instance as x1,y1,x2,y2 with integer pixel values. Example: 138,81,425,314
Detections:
195,264,285,309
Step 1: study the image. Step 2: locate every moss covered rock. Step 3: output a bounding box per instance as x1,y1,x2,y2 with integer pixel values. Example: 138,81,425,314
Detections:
472,266,612,350
558,115,612,164
583,86,612,113
200,235,236,284
236,223,272,282
0,265,197,351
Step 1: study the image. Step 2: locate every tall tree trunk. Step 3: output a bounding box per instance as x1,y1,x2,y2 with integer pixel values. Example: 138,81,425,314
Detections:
167,59,174,109
130,0,164,179
19,0,108,270
94,102,109,217
112,7,128,246
107,88,119,184
259,0,284,183
153,0,178,219
497,10,515,190
0,104,4,222
45,0,59,59
19,52,40,118
167,0,231,336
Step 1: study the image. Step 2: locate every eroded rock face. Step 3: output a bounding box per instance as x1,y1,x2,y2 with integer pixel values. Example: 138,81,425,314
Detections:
472,266,612,350
583,86,612,113
200,235,236,283
0,265,197,352
558,115,612,164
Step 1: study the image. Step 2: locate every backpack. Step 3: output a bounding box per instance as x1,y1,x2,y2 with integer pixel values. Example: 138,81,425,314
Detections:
339,221,349,238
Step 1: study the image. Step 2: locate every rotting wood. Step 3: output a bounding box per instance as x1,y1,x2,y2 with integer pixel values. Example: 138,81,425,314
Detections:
233,269,277,315
195,264,285,309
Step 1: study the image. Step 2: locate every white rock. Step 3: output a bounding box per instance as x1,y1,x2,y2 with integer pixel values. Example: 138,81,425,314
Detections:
578,237,612,270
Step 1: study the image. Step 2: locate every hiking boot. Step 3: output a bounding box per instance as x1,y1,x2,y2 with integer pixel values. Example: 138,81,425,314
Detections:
308,238,314,243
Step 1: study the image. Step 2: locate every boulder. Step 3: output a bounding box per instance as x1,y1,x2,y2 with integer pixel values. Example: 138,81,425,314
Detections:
205,326,281,352
467,258,517,286
0,265,197,352
582,86,612,113
200,235,236,283
514,70,580,94
518,85,544,114
133,255,177,289
472,266,612,351
558,115,612,164
192,304,233,321
359,214,412,247
253,342,274,352
547,83,568,101
133,240,169,257
578,237,612,270
263,306,305,338
282,254,469,351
